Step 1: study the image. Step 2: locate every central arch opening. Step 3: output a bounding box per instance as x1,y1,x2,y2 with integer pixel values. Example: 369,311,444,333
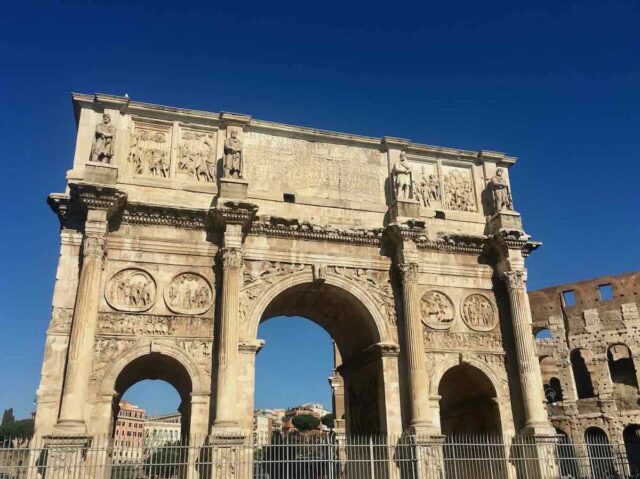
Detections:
255,281,387,436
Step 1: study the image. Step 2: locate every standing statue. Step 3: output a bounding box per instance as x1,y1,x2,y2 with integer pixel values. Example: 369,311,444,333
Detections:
223,130,243,178
90,114,116,163
392,151,413,200
490,168,513,212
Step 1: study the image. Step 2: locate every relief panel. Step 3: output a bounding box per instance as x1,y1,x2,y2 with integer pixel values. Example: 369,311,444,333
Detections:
420,290,454,330
105,268,156,312
127,121,172,178
461,294,498,332
165,272,214,315
441,165,477,212
176,129,217,182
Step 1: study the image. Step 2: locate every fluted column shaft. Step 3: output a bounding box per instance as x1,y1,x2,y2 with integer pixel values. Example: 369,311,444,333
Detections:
214,247,243,427
399,263,431,429
503,270,548,429
57,225,107,431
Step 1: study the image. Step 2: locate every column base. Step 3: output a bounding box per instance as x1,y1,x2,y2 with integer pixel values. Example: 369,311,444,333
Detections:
42,434,92,478
54,419,88,435
208,427,248,479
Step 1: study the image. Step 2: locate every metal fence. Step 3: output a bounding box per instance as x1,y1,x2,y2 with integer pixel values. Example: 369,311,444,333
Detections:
1,432,639,479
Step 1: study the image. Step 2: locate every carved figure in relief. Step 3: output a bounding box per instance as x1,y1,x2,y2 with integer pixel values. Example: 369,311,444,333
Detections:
489,168,513,212
106,269,156,312
166,273,213,314
414,168,441,207
461,294,497,331
392,151,413,200
177,132,215,182
223,130,243,178
90,114,116,163
128,130,169,177
443,170,476,212
421,291,455,329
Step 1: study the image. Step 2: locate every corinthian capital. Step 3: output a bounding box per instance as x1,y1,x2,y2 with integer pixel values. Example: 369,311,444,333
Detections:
83,233,106,258
502,270,526,290
397,263,419,284
221,247,243,269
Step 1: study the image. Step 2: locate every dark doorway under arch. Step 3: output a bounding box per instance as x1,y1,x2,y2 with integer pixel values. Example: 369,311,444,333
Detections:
624,425,640,475
571,349,595,399
438,363,502,435
585,427,616,478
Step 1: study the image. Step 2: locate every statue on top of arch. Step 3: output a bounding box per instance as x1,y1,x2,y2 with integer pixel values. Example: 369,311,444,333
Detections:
223,129,243,179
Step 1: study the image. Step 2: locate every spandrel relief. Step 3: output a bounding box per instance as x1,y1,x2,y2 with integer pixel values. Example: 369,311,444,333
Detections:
128,125,171,178
461,294,497,332
106,269,156,312
177,131,216,182
442,166,477,212
421,291,455,330
165,273,213,315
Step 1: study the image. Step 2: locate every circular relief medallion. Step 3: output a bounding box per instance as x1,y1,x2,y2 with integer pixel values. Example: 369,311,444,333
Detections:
461,294,497,332
420,291,455,330
106,268,156,312
165,273,213,315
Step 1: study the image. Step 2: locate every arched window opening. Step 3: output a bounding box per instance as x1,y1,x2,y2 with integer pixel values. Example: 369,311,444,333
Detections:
571,349,595,399
540,356,563,402
624,425,640,475
110,353,193,478
555,428,580,478
534,328,552,340
585,427,616,479
255,316,335,440
607,344,639,410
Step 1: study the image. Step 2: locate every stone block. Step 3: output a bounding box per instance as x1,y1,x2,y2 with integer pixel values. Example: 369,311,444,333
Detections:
84,162,118,185
487,210,523,233
390,199,420,222
218,177,249,200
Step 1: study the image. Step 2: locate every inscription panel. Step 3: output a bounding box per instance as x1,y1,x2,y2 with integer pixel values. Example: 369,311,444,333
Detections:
244,131,386,204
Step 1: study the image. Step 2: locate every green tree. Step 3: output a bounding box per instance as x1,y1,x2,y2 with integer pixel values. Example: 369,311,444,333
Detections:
321,413,335,429
144,441,186,478
0,418,34,440
291,414,320,432
1,409,15,426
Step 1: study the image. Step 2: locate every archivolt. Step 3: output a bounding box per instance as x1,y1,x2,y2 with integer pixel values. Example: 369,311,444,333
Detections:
98,341,209,397
241,269,394,345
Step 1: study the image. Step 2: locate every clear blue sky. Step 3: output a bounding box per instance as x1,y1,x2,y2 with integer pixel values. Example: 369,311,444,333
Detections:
1,0,638,419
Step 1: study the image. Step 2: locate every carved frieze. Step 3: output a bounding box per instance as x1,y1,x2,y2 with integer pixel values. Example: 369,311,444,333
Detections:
442,167,477,212
424,330,503,351
243,260,306,284
165,273,213,315
93,338,136,374
50,307,73,333
98,313,211,337
128,126,171,178
105,268,156,312
177,131,216,182
420,291,455,330
461,294,497,332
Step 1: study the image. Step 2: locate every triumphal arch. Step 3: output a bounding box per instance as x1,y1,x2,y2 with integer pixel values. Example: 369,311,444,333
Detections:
35,93,555,467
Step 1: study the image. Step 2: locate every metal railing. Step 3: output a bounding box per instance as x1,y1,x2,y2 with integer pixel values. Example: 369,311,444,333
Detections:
1,432,639,478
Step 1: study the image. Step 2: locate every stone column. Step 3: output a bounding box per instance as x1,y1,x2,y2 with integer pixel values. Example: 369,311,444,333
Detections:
213,247,243,428
56,210,108,433
398,262,431,432
502,270,550,432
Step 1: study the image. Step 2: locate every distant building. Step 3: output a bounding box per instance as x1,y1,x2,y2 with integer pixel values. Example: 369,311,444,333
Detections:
144,412,182,449
282,403,331,433
113,401,146,463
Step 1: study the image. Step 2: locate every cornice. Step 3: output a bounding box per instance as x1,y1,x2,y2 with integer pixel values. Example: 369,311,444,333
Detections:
121,202,207,230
